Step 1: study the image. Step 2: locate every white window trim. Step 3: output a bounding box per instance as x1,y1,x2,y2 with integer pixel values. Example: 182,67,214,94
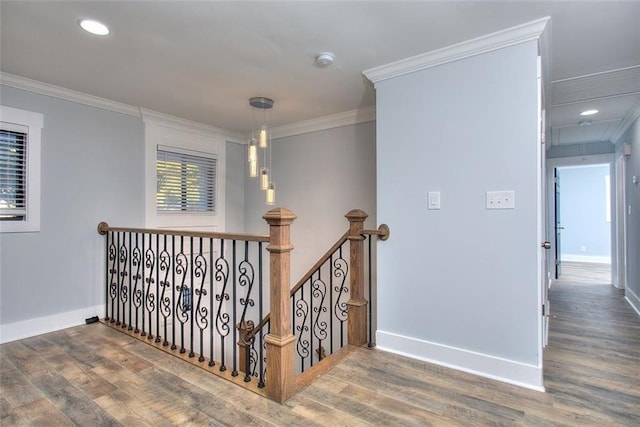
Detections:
0,105,43,233
143,113,225,231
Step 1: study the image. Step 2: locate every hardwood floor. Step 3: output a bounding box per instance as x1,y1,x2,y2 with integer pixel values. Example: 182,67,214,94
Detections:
558,261,611,285
2,281,639,425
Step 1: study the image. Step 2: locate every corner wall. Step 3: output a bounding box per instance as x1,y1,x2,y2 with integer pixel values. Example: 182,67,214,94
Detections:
374,41,543,389
617,117,640,313
0,85,145,341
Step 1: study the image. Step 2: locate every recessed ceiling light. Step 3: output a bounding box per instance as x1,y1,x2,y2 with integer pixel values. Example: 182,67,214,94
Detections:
79,19,110,36
580,109,599,116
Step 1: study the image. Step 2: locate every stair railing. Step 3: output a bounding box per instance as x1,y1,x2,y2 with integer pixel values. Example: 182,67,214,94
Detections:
97,208,388,403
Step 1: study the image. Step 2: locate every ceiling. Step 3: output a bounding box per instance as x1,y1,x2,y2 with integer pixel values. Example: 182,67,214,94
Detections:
1,1,639,145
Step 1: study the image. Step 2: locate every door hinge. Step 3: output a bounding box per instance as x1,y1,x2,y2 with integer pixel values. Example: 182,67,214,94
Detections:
555,260,560,265
542,304,546,316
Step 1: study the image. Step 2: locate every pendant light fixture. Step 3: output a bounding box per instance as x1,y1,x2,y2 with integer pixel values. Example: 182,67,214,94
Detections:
248,97,276,204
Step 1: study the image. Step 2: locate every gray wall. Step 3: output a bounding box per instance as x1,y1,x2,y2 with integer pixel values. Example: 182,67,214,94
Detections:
225,141,246,233
618,116,640,305
244,122,376,283
0,85,144,325
375,41,541,376
558,164,611,260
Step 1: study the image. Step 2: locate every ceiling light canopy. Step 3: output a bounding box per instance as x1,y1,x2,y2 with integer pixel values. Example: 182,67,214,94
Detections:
79,19,110,36
580,109,599,116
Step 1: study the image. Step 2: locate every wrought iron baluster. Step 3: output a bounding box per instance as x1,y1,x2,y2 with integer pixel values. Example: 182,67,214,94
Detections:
258,242,265,388
175,236,189,353
312,272,328,364
145,233,156,340
295,286,310,372
189,237,195,358
209,237,215,366
215,239,230,371
132,233,142,334
128,232,133,330
231,239,238,376
159,235,171,346
119,231,129,328
107,232,117,323
141,234,146,335
194,237,208,362
333,245,349,347
329,253,334,354
171,235,176,349
155,234,161,343
367,235,373,348
238,241,256,382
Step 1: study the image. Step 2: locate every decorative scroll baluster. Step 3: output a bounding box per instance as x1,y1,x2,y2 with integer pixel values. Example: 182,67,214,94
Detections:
333,246,349,347
295,286,310,371
215,239,230,371
312,274,328,363
175,236,189,353
119,233,129,328
144,234,156,340
189,237,195,358
107,233,117,323
231,240,238,376
128,233,133,330
171,235,176,349
209,238,215,366
155,234,161,343
158,236,172,347
194,237,208,362
132,234,142,333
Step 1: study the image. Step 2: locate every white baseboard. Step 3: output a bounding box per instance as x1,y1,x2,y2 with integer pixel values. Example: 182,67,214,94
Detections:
0,305,104,344
561,254,611,264
376,330,544,392
625,287,640,317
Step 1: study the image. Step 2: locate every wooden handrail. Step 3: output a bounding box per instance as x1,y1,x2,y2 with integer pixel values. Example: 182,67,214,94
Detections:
97,222,269,242
362,224,390,241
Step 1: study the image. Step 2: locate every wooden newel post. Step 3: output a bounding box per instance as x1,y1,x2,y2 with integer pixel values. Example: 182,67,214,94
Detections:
346,209,368,347
263,207,297,403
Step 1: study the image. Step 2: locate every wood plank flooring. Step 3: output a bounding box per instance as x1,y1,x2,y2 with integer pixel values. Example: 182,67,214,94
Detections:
558,261,611,285
2,280,639,425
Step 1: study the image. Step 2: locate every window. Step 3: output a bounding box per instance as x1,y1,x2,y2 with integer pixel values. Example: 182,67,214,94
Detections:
0,106,43,233
156,146,217,214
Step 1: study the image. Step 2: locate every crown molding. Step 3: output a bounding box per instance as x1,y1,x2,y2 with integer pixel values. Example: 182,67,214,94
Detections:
0,72,141,117
270,105,376,139
140,108,243,140
610,98,640,144
363,17,550,84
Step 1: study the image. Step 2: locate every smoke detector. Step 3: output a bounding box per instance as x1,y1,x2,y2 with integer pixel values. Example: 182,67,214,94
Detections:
315,52,335,68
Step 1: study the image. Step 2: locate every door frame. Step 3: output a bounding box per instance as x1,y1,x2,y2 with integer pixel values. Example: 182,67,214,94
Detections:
545,153,617,286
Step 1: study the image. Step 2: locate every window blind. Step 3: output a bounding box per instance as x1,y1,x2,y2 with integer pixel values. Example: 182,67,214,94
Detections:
0,129,27,220
156,147,216,213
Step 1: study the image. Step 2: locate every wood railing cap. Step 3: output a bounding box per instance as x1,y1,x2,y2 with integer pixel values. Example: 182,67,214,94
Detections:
263,207,297,224
345,209,368,221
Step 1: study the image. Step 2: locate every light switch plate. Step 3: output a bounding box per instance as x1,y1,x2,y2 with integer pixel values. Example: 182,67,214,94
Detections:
486,191,515,209
427,191,440,210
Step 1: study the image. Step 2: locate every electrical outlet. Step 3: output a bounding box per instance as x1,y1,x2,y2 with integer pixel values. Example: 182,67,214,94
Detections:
486,191,515,209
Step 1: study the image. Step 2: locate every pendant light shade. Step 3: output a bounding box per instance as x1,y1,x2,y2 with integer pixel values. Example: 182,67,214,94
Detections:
260,168,269,190
266,182,275,205
259,125,268,149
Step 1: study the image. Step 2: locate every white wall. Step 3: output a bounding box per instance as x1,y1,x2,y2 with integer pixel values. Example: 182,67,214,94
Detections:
0,85,145,340
244,122,377,283
225,141,246,233
617,116,640,313
374,41,543,388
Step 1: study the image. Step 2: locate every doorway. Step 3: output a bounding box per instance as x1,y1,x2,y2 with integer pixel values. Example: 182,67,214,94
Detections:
553,163,612,284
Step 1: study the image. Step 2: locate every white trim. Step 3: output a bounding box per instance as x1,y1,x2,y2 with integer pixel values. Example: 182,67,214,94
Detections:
0,304,104,344
561,254,611,264
376,330,545,392
0,105,43,233
625,287,640,317
0,72,140,117
270,105,376,139
141,108,243,141
611,99,640,144
363,17,549,84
